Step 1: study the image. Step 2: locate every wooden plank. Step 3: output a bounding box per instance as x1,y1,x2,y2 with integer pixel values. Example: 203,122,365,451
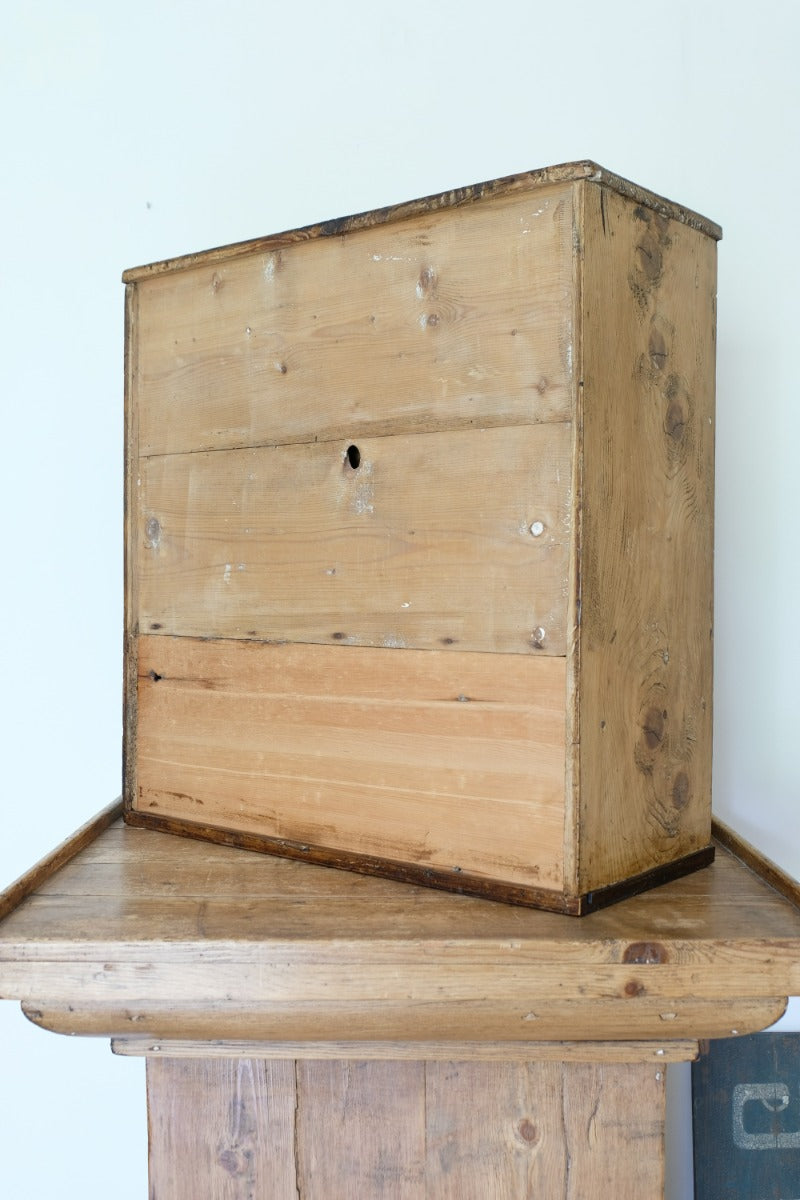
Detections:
575,181,717,893
132,185,576,458
146,1057,297,1199
137,422,572,655
712,817,800,909
424,1061,664,1199
122,160,720,284
114,1037,700,1063
295,1061,426,1197
4,952,797,1006
23,997,788,1045
0,799,123,922
144,1053,670,1199
132,638,567,891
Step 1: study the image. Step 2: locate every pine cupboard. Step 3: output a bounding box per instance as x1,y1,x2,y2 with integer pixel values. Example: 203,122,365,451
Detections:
123,161,720,913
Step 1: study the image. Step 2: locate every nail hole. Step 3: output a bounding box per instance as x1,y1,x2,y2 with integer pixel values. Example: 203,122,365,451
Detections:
346,444,361,469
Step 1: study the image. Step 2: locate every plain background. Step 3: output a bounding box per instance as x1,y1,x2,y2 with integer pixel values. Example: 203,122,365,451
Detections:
1,2,798,1196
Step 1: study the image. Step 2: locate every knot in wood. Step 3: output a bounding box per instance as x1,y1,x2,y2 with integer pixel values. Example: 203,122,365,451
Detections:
623,941,668,965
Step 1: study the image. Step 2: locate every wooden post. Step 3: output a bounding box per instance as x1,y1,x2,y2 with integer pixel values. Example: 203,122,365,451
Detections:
146,1055,667,1199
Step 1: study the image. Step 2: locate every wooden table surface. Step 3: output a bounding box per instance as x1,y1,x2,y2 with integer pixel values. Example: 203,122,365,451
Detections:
1,806,799,1052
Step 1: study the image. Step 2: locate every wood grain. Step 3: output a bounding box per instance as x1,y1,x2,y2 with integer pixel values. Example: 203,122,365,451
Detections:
1,821,799,1044
425,1060,665,1199
122,160,720,284
0,798,122,922
131,185,576,458
123,165,720,913
137,423,572,655
574,181,717,893
23,997,787,1045
113,1038,700,1063
144,1055,667,1199
712,816,800,909
132,637,568,891
147,1056,297,1198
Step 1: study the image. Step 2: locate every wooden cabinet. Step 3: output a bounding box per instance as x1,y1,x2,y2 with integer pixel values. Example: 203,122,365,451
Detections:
123,162,720,912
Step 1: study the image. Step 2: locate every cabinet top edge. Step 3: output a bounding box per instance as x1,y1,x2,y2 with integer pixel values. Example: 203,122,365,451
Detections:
122,160,722,284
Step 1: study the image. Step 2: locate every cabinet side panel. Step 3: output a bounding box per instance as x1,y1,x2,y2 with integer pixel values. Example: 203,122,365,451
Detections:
578,183,716,892
132,637,566,891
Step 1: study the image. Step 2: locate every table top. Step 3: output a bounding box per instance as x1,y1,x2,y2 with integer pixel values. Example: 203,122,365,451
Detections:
1,805,798,1049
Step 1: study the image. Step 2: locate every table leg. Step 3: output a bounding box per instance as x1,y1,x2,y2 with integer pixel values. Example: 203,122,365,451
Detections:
146,1055,667,1198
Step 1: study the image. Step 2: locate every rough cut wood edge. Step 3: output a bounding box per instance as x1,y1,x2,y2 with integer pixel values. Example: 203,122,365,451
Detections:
562,180,585,896
111,1038,700,1063
0,799,123,924
122,161,721,283
123,281,138,817
712,818,800,909
124,809,714,914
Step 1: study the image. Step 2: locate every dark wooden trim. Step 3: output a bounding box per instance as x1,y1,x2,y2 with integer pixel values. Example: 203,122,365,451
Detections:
0,799,124,923
124,808,715,916
578,845,716,914
122,161,721,283
712,817,800,910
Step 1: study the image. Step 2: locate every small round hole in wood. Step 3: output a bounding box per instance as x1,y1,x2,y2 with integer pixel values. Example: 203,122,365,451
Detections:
346,444,361,469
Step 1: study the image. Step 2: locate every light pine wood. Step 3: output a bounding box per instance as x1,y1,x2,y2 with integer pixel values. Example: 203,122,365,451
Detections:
0,798,122,922
114,1037,699,1063
144,1055,667,1199
137,423,572,655
295,1060,426,1197
712,816,800,908
424,1060,665,1199
133,637,567,891
130,184,576,458
572,181,717,894
147,1057,298,1198
122,161,720,285
22,997,787,1044
2,821,799,1044
123,164,720,912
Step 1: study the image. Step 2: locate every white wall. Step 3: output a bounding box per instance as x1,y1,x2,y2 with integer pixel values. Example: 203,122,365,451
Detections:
1,2,798,1196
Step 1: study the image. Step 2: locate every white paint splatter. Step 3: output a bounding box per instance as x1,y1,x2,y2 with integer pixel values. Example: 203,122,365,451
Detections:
223,563,232,584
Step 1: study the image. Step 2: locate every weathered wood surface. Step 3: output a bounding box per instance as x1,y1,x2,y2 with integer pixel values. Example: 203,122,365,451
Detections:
122,159,720,285
572,181,716,895
24,998,786,1045
130,185,575,458
146,1056,667,1199
115,1037,699,1063
137,423,572,655
124,166,719,914
133,637,567,893
0,798,122,922
1,821,798,1044
712,816,800,909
